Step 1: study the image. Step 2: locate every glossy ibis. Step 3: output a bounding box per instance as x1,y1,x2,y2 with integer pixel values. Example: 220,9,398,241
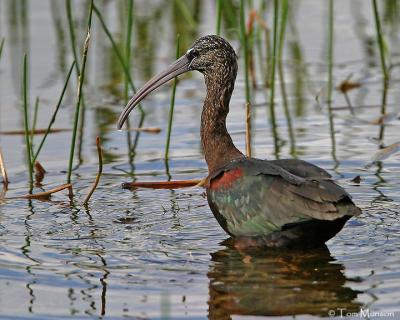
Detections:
118,35,361,249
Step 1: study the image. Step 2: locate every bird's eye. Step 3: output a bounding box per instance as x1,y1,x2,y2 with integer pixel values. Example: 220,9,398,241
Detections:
186,48,198,59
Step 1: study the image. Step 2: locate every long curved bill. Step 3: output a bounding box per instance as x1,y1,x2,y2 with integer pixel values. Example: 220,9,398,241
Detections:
117,54,191,129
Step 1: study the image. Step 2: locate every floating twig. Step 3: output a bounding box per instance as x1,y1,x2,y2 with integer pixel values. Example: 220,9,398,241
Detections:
0,128,72,135
6,183,72,200
83,136,103,206
125,127,161,133
122,179,202,190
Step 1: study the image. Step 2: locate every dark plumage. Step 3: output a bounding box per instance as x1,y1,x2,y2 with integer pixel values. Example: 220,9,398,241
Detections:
118,35,361,248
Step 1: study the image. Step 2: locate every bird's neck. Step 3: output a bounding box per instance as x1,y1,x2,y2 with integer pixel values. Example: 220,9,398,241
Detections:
201,71,244,174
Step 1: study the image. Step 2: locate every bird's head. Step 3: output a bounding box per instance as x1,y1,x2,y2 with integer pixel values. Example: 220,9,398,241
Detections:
117,35,237,129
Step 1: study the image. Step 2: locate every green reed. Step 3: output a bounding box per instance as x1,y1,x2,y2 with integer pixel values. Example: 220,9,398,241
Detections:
32,61,75,163
92,4,144,116
372,0,389,141
175,0,197,30
239,0,250,104
165,35,180,160
29,97,40,156
67,0,93,184
327,0,337,162
0,38,4,62
216,0,222,35
269,0,279,155
66,0,81,74
124,0,134,103
22,54,33,186
277,0,295,156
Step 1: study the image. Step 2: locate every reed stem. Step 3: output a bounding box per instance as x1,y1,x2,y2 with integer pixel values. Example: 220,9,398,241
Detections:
269,0,279,155
277,0,295,156
67,0,93,184
165,35,180,160
93,4,145,116
32,61,75,163
327,0,337,162
29,97,40,155
0,38,4,62
83,136,103,206
22,54,33,186
240,0,252,156
216,0,222,35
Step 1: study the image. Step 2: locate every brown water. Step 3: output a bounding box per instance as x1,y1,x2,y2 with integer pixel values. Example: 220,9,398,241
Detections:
0,0,400,319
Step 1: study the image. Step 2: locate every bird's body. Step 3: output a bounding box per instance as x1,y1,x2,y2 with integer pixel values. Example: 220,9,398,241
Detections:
118,35,361,248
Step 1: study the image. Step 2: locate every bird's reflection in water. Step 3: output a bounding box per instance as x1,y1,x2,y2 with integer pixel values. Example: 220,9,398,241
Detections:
207,243,362,319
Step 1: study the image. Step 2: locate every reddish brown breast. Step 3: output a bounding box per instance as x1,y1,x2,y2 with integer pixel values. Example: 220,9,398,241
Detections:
209,167,244,190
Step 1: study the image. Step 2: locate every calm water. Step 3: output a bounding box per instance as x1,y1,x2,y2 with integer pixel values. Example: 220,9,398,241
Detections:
1,0,400,319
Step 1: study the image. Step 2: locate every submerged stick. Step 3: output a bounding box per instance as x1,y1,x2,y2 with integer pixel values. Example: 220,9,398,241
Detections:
22,54,33,186
122,179,202,190
0,148,9,186
83,136,103,206
6,183,72,200
67,1,93,185
165,35,180,160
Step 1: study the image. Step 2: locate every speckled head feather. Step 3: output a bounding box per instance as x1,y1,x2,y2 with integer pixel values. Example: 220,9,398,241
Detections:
187,35,238,80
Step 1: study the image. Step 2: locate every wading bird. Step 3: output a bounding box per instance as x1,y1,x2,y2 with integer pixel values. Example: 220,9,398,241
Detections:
118,35,361,249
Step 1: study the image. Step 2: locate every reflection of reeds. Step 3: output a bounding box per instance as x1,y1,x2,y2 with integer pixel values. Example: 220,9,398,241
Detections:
32,62,75,163
165,35,180,160
22,54,33,187
67,0,94,185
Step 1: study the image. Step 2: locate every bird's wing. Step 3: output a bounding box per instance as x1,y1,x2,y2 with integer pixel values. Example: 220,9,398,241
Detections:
207,158,360,237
